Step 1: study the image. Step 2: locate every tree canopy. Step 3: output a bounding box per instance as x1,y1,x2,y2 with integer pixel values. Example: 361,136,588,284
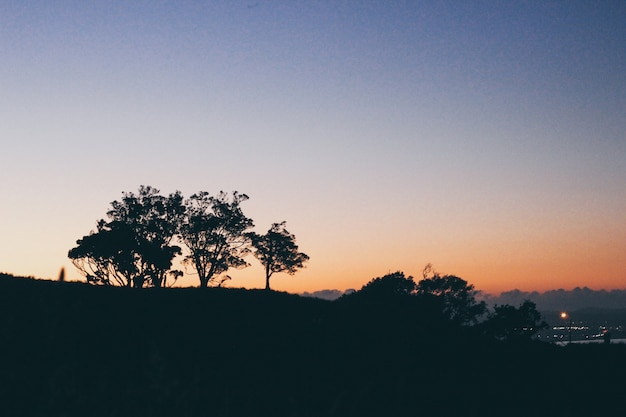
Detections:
414,265,487,325
481,300,548,341
68,186,184,288
68,186,308,290
179,191,254,288
347,271,416,300
343,268,489,327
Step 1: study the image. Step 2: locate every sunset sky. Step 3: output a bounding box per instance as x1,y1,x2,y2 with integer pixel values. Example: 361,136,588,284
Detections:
2,1,625,295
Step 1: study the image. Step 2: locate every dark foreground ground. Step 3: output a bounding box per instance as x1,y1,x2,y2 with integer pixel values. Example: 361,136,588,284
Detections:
1,275,625,417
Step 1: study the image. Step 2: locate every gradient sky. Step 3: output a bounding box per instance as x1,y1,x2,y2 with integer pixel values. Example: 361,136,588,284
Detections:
2,1,625,295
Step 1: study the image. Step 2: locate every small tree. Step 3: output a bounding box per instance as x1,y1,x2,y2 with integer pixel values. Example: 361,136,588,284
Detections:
179,191,253,288
249,222,309,290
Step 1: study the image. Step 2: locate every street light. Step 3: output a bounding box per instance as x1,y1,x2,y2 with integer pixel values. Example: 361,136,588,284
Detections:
560,312,572,344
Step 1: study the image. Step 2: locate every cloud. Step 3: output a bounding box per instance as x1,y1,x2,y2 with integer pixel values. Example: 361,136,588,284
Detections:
300,289,354,300
304,286,626,310
480,287,626,311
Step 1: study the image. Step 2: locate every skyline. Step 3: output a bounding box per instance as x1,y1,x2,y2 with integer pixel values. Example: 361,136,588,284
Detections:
2,1,625,295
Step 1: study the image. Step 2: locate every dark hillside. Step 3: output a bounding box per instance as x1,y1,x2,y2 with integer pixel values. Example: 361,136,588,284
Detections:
1,275,625,416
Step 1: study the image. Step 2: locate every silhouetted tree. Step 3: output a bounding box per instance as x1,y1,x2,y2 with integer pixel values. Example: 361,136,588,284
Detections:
248,222,309,290
416,269,486,325
338,272,432,336
179,191,253,288
69,220,137,286
68,186,184,287
482,300,548,341
348,271,416,300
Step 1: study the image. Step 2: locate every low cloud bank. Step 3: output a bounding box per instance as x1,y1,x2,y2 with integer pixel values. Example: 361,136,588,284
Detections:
301,289,354,300
303,286,626,310
480,287,626,311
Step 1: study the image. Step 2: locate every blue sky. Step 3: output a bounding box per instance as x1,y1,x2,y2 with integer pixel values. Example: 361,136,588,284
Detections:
1,1,625,294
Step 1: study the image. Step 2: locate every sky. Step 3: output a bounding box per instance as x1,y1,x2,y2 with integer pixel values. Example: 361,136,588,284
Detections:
1,1,625,295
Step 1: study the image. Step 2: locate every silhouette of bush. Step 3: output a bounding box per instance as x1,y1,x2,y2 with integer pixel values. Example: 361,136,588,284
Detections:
342,271,416,300
415,273,487,325
481,300,548,341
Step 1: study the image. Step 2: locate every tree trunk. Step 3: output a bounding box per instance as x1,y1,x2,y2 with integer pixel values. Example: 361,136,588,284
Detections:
264,264,272,290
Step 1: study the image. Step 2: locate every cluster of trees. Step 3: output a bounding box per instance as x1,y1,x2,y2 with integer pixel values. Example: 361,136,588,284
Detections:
343,265,548,341
68,186,546,342
68,186,309,290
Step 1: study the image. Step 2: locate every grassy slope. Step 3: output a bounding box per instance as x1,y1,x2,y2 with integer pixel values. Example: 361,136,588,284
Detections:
0,275,624,417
